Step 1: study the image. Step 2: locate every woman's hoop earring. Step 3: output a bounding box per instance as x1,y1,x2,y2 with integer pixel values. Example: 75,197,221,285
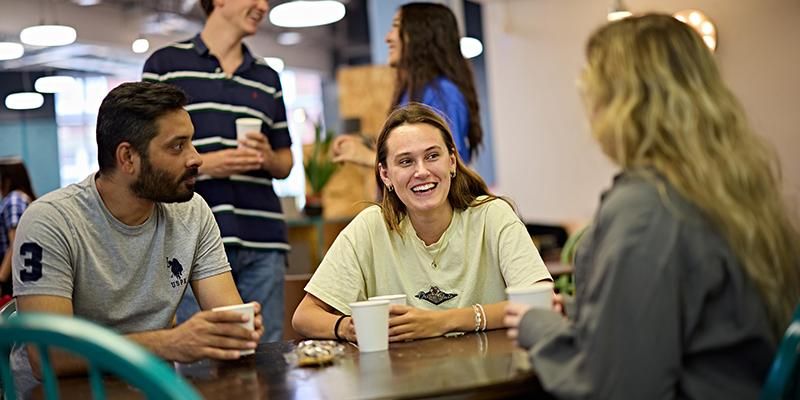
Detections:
388,185,394,192
450,170,456,178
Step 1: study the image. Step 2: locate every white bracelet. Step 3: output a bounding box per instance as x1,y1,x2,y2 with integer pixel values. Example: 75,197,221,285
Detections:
476,303,487,331
472,304,482,332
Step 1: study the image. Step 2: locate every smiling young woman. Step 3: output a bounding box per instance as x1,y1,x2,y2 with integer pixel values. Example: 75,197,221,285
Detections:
292,103,551,343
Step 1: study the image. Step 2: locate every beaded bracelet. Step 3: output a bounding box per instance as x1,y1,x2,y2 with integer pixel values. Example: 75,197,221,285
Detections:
472,304,483,332
476,303,487,331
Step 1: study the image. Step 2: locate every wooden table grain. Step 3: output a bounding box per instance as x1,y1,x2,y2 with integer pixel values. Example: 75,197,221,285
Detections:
38,329,550,399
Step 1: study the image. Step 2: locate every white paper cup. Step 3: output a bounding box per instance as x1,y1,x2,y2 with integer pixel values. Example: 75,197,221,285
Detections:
235,118,262,147
349,300,390,352
212,303,255,355
505,282,555,309
367,294,407,306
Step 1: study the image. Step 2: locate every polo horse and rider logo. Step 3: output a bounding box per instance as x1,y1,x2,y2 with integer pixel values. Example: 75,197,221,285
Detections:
167,257,184,280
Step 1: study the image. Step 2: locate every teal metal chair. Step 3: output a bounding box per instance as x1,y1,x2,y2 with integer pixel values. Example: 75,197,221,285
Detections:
0,299,15,320
0,313,202,400
762,304,800,400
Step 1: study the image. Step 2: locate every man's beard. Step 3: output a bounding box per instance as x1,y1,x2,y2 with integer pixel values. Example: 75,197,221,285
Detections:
130,156,198,203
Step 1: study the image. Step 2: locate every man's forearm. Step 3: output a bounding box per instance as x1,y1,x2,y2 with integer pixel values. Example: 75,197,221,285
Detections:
126,328,177,360
265,149,293,178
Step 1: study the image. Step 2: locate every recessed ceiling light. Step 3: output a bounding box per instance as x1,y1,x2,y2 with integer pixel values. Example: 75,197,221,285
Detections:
460,37,483,59
20,25,77,47
277,31,302,46
34,76,78,93
5,92,45,110
0,42,25,60
269,1,346,28
132,38,150,53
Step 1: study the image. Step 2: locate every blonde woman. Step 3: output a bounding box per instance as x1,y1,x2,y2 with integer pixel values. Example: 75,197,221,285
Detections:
504,14,800,399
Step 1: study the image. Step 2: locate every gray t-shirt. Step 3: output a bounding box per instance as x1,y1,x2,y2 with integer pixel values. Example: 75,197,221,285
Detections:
517,171,775,400
11,173,230,395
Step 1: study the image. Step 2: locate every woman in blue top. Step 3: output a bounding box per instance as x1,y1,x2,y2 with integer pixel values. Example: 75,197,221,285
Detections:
0,159,36,298
333,2,482,166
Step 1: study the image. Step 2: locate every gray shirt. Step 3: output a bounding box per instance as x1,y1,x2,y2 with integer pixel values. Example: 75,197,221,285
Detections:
11,173,230,395
518,171,774,400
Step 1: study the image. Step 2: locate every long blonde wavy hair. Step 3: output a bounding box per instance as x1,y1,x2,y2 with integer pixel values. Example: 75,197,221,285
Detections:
582,14,800,338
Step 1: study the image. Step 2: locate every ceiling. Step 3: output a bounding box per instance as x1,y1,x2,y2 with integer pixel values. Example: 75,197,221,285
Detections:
0,0,371,78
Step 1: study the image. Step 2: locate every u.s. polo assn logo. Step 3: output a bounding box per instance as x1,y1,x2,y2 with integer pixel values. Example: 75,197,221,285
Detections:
166,257,188,288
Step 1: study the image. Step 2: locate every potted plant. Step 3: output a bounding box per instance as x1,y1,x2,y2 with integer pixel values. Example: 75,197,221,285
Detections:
303,123,338,217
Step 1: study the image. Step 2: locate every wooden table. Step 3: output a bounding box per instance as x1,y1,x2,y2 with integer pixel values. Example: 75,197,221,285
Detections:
41,330,550,399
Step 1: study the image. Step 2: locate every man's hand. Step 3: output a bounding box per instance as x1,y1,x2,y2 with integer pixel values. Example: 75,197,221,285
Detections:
165,309,260,363
251,301,265,339
198,148,264,178
241,132,293,178
387,305,449,342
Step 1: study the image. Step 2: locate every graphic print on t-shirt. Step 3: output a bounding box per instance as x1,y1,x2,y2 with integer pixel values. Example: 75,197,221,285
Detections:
166,257,188,288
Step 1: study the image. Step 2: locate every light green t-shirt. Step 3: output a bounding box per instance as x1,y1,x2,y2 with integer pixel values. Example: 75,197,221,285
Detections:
305,197,551,314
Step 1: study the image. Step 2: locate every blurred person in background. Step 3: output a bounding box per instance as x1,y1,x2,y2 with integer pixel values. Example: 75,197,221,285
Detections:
504,14,800,399
0,158,36,304
333,2,483,167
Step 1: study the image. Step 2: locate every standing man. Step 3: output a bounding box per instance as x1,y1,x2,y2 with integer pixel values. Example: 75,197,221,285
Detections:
11,82,262,397
143,0,293,342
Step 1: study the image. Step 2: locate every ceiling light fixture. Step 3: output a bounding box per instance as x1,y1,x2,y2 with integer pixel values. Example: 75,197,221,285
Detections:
673,9,718,52
269,1,346,28
5,92,45,110
20,24,77,47
276,31,302,46
607,0,632,21
34,75,77,93
264,57,285,73
460,37,483,59
132,37,150,53
0,42,25,60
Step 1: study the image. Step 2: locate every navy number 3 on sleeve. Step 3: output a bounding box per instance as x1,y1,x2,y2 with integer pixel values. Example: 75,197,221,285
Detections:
19,242,43,282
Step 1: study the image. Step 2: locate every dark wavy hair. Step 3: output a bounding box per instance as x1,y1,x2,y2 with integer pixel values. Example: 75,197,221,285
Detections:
199,0,214,16
96,82,187,173
391,2,483,161
0,159,36,201
376,103,498,232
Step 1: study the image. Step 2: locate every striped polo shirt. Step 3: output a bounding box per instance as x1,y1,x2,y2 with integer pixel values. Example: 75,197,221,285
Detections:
142,34,291,252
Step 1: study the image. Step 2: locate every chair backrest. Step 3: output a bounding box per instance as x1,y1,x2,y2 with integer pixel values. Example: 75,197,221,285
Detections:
0,313,201,400
0,299,15,320
761,304,800,400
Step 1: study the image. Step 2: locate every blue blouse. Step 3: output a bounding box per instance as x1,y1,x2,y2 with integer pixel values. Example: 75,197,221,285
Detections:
401,77,471,164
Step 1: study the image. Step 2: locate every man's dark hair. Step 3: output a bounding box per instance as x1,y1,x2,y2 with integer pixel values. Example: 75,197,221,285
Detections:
96,81,187,173
200,0,214,16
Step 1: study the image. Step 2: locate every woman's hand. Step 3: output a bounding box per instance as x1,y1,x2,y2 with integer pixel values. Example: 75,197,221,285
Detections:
387,305,450,342
338,316,358,343
331,135,375,167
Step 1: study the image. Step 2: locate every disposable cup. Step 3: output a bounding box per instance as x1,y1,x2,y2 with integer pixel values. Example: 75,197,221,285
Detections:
212,303,255,355
505,281,555,309
235,118,262,147
349,300,390,352
367,294,407,306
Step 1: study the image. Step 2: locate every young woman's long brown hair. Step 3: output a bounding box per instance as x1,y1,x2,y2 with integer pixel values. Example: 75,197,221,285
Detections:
375,103,496,232
583,14,800,338
391,2,483,161
0,159,36,201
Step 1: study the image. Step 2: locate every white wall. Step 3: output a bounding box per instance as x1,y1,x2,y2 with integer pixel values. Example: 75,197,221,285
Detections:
480,0,800,224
